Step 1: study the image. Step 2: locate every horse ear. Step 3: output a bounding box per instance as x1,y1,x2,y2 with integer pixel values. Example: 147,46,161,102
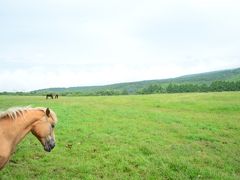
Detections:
46,108,50,117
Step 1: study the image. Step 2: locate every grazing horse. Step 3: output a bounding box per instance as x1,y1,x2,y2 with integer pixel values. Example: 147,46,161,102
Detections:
55,94,58,99
0,106,58,170
46,94,54,99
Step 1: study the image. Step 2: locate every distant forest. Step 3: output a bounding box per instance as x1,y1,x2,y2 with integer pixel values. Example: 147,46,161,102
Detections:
80,80,240,95
137,80,240,94
1,80,240,96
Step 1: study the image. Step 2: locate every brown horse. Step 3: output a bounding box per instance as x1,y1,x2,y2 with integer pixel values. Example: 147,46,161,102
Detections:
0,106,58,170
46,94,54,99
46,94,59,99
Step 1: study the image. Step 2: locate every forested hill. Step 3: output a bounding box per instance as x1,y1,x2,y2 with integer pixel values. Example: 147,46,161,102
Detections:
33,67,240,94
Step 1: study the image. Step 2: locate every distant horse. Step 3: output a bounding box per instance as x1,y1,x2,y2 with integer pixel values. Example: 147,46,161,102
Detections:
55,94,58,99
0,106,58,170
46,94,54,99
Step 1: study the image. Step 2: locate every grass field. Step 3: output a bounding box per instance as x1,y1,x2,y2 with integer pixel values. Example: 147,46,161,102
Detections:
0,92,239,179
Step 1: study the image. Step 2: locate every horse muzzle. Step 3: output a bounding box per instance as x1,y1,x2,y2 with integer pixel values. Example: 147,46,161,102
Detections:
44,138,55,152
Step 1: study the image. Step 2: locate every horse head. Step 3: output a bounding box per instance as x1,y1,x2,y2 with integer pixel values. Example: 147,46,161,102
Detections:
31,108,57,152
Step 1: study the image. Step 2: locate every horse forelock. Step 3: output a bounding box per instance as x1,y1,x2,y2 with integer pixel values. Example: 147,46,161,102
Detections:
47,109,58,123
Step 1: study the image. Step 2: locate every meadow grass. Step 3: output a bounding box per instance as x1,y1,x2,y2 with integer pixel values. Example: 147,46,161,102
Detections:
0,92,239,179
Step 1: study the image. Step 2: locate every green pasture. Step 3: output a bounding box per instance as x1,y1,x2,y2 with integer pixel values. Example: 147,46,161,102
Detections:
0,92,239,179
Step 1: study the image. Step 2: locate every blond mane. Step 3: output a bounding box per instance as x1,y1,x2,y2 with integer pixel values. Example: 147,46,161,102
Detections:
0,106,57,122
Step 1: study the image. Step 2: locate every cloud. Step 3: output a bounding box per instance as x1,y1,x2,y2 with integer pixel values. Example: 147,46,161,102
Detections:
0,0,240,91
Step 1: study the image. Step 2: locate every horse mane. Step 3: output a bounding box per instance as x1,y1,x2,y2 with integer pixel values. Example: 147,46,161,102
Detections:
0,106,57,122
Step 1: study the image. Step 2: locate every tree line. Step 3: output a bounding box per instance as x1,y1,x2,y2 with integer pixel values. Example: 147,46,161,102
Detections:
137,81,240,94
1,80,240,96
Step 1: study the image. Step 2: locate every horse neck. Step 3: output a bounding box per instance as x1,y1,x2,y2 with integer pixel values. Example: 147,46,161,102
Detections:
15,110,45,143
0,109,45,154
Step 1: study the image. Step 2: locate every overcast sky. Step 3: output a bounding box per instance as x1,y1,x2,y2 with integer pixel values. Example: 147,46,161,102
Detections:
0,0,240,92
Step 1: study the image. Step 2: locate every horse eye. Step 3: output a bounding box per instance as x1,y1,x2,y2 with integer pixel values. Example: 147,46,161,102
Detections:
51,124,55,128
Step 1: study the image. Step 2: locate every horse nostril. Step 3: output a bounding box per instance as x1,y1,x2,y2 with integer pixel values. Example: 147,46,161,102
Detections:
51,142,55,149
50,140,55,149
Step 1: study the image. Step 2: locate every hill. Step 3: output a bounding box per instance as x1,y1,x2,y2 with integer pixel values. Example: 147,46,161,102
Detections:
32,67,240,94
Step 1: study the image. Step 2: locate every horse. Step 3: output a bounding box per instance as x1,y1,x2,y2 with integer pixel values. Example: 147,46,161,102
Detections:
46,94,54,99
0,106,58,170
55,94,58,99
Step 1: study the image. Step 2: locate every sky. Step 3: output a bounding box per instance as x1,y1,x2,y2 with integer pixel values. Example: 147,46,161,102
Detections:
0,0,240,92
